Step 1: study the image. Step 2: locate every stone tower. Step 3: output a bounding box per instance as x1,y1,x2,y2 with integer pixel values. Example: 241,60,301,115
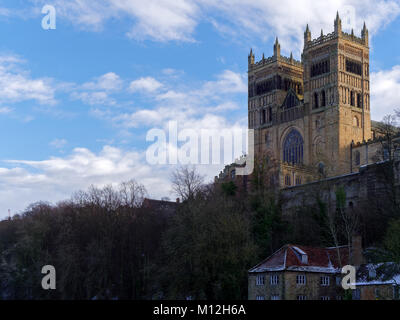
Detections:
248,38,305,186
239,13,372,189
302,12,371,176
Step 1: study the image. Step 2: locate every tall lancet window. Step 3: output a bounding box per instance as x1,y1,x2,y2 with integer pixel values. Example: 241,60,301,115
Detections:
283,129,304,165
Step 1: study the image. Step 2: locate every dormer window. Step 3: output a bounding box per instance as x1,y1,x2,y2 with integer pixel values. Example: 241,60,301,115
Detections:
369,268,376,279
293,246,308,264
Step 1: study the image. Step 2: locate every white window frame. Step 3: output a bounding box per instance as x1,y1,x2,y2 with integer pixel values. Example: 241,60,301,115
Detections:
297,295,307,300
296,274,306,285
270,274,279,286
256,295,265,301
321,276,330,286
256,275,265,286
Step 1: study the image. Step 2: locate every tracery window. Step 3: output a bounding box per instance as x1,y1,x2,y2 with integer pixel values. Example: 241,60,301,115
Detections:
311,59,330,78
283,129,304,165
346,59,362,76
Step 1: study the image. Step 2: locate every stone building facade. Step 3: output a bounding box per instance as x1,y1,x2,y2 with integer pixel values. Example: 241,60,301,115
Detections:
352,262,400,300
248,12,372,188
218,13,385,191
248,244,351,300
248,238,400,300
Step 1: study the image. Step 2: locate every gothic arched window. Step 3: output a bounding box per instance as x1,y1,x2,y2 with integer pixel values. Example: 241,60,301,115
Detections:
283,129,304,165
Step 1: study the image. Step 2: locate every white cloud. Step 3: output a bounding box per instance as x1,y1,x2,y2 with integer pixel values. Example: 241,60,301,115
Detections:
199,70,247,96
162,68,184,78
71,72,123,106
50,138,68,149
203,0,400,56
114,0,199,42
32,0,400,47
129,77,163,93
0,146,170,217
34,0,199,42
0,106,13,114
112,69,247,129
82,72,123,91
371,65,400,120
72,91,116,106
0,143,234,218
0,54,56,105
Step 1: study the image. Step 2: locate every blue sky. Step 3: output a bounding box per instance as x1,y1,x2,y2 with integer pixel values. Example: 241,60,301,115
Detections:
0,0,400,218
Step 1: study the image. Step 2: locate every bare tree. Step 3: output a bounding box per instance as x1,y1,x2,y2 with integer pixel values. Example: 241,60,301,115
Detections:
375,114,400,162
336,186,360,263
72,180,147,209
119,179,147,208
170,166,205,201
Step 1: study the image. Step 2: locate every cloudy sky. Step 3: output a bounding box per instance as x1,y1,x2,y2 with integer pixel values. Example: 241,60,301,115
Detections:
0,0,399,218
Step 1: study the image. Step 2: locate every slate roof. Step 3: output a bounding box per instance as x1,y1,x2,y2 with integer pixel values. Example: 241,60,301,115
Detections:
355,262,400,286
249,244,350,274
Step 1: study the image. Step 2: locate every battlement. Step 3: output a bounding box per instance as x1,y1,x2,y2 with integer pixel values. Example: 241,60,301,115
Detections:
341,30,365,45
304,11,368,50
250,54,303,71
248,38,303,71
305,31,337,49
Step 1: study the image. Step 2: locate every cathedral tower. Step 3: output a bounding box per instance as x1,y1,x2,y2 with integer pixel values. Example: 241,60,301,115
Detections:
302,12,371,176
248,38,305,186
242,13,372,189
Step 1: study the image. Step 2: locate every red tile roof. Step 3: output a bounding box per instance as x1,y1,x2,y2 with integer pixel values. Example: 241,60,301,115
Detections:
249,244,350,274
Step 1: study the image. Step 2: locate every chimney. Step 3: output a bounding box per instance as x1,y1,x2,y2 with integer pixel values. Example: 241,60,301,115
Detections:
351,235,364,267
176,198,180,204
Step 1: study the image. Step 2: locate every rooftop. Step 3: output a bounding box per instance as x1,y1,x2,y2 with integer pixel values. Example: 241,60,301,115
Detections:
249,244,350,274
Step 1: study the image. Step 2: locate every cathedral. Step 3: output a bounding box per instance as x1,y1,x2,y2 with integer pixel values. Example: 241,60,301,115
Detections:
218,13,390,190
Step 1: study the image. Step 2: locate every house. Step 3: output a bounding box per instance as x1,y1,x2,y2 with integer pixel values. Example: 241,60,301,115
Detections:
248,244,350,300
352,263,400,300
